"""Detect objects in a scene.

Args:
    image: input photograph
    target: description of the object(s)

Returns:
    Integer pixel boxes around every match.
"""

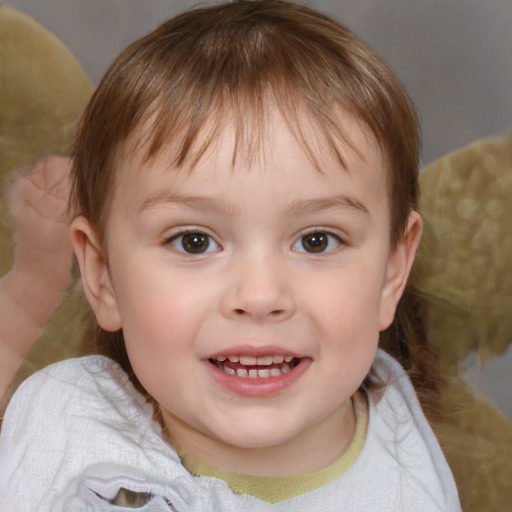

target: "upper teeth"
[217,355,292,365]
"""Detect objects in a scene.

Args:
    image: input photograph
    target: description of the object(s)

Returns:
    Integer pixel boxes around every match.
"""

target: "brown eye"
[293,231,341,254]
[169,232,220,254]
[302,232,328,253]
[182,233,209,253]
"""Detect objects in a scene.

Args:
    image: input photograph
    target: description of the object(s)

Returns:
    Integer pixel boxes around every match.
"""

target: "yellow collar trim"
[181,392,368,503]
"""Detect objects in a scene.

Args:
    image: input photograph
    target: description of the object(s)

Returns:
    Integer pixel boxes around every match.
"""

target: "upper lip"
[206,345,304,360]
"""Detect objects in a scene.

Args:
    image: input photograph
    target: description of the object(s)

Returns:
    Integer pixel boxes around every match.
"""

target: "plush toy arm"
[0,156,73,397]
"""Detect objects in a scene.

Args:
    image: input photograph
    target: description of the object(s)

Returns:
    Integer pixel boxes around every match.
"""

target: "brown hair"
[72,0,440,408]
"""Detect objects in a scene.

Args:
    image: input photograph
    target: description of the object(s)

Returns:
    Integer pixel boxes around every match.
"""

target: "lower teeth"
[214,361,295,378]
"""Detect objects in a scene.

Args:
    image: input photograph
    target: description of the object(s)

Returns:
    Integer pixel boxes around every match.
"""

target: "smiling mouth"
[209,354,300,378]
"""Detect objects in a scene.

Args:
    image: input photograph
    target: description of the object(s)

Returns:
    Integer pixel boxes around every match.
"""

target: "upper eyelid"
[163,226,217,241]
[294,227,346,241]
[165,230,222,255]
[291,228,345,254]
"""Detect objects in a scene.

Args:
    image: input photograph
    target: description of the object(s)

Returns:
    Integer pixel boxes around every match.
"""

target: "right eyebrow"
[138,192,239,216]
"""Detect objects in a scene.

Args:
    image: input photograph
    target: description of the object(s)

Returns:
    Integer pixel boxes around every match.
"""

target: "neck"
[161,399,356,477]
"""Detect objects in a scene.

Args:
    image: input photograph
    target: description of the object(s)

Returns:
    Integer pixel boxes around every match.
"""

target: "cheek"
[117,274,206,401]
[303,263,384,377]
[112,262,211,359]
[306,263,385,332]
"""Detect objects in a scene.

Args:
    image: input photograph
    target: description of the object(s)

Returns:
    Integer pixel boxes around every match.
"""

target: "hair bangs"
[124,19,365,174]
[73,0,419,246]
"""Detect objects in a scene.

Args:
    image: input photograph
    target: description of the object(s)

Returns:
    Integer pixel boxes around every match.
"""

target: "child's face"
[74,108,420,475]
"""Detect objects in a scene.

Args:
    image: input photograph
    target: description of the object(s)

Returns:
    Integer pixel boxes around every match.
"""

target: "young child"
[0,1,461,510]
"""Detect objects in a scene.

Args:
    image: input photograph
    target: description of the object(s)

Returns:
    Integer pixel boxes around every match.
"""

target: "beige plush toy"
[414,135,512,512]
[0,6,92,403]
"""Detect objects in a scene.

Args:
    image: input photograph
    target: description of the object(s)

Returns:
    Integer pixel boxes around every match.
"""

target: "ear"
[379,211,423,330]
[70,216,122,332]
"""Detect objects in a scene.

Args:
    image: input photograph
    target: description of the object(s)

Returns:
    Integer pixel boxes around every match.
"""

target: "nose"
[220,255,295,322]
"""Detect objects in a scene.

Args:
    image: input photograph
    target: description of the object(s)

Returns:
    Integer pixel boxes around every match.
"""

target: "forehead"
[109,107,387,217]
[119,104,384,180]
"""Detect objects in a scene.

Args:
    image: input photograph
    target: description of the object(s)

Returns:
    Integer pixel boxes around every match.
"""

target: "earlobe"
[379,211,423,330]
[70,216,122,332]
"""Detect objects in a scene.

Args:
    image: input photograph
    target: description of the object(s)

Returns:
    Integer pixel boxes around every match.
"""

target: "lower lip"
[204,358,311,397]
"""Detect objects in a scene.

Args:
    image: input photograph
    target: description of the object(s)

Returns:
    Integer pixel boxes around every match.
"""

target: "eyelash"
[292,229,343,254]
[164,230,221,255]
[163,228,344,255]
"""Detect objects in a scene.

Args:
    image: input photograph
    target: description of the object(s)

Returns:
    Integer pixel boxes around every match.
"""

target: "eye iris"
[182,233,209,253]
[302,232,327,253]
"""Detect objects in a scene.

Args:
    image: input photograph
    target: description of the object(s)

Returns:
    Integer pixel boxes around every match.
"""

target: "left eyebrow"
[285,194,369,217]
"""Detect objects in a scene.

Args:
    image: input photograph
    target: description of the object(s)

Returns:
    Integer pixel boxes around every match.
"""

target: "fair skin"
[72,109,422,477]
[0,156,73,398]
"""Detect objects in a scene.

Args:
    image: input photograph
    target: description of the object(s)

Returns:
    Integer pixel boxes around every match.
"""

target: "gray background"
[5,0,512,418]
[5,0,512,167]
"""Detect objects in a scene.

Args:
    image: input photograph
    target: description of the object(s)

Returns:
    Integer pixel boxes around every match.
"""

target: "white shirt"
[0,350,461,511]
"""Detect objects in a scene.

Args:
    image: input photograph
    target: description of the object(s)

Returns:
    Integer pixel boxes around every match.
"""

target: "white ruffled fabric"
[0,350,461,511]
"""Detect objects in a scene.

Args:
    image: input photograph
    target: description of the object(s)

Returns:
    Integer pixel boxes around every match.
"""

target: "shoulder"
[0,355,155,444]
[368,349,438,450]
[1,356,125,449]
[370,349,419,407]
[0,356,169,510]
[360,349,461,511]
[2,356,128,421]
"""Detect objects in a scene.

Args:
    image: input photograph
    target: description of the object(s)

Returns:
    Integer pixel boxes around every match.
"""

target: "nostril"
[232,308,284,317]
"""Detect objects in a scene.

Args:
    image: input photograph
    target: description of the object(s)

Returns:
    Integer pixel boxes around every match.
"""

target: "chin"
[215,422,301,451]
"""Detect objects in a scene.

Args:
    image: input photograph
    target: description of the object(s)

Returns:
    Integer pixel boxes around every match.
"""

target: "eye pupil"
[182,233,209,253]
[302,232,328,253]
